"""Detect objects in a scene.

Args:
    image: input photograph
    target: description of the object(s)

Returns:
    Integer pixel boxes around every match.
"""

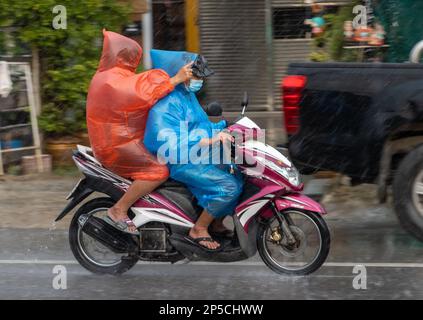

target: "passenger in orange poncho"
[86,30,193,233]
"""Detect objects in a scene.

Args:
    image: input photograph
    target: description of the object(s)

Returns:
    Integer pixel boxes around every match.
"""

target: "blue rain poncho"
[144,49,243,218]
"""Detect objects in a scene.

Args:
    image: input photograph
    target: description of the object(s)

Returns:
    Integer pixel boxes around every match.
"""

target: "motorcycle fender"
[55,179,93,221]
[55,175,126,222]
[233,214,259,258]
[274,194,327,215]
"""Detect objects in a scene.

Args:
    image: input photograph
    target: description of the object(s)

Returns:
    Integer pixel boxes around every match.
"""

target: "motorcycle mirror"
[205,101,223,116]
[241,92,249,116]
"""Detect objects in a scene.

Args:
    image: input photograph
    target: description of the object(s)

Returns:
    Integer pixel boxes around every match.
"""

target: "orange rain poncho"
[86,30,174,181]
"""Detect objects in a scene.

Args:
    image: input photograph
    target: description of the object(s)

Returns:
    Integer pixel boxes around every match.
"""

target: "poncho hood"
[98,30,142,72]
[150,49,198,77]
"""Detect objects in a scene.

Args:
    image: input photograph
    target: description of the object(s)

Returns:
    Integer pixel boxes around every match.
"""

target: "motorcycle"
[56,93,330,275]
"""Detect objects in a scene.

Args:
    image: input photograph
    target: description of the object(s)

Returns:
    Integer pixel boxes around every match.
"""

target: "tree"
[0,0,130,137]
[310,2,361,62]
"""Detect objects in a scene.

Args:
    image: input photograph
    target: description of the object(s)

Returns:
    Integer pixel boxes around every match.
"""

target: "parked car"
[282,61,423,241]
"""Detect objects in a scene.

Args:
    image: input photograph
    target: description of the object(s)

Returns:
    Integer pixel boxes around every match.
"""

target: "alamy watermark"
[52,265,67,290]
[352,5,368,29]
[52,5,67,30]
[352,265,367,290]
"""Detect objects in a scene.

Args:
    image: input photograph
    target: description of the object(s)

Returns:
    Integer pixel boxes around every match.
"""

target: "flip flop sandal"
[184,236,221,252]
[103,216,140,236]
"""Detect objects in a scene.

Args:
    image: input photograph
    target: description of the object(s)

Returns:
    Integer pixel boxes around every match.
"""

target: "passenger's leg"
[108,179,166,231]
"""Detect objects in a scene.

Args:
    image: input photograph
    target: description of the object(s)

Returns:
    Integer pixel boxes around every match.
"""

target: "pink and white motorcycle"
[56,94,330,275]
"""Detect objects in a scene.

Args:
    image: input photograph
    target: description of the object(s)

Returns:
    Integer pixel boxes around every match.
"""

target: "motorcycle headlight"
[282,166,301,187]
[256,157,301,187]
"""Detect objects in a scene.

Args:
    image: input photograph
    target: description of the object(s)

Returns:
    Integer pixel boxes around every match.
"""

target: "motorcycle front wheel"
[69,197,139,275]
[257,210,330,275]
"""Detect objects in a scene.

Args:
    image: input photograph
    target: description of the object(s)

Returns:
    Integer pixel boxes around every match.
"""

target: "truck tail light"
[282,75,307,135]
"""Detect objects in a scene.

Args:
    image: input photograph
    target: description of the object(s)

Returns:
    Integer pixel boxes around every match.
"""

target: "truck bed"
[286,62,423,182]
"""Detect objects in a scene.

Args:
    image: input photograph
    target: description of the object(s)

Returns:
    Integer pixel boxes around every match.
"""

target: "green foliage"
[53,165,80,176]
[0,0,131,137]
[310,2,361,62]
[6,164,21,176]
[0,32,5,54]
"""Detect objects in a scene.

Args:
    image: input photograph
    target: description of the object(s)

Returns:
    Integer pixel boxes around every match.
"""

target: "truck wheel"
[393,145,423,241]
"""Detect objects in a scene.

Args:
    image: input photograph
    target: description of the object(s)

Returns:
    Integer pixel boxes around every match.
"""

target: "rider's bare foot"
[107,206,137,233]
[189,226,220,250]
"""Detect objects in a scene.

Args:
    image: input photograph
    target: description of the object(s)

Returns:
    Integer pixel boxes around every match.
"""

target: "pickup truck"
[282,62,423,241]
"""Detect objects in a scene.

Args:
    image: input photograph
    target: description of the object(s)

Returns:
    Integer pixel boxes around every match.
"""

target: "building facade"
[144,1,352,111]
[197,0,351,111]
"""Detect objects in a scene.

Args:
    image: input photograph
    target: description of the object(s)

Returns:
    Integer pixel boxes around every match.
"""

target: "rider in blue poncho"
[144,50,243,251]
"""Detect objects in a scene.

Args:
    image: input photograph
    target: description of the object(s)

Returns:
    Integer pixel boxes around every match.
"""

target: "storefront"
[198,0,271,111]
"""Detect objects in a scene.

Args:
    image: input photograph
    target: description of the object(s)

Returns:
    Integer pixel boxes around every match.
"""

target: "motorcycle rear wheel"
[69,197,139,275]
[257,210,330,275]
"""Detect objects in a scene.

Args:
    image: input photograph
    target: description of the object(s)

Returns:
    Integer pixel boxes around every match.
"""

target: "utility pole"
[185,0,200,53]
[142,0,153,70]
[31,46,41,115]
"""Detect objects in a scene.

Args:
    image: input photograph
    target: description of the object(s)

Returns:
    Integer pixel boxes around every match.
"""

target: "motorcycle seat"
[75,145,102,166]
[74,145,202,220]
[155,180,203,222]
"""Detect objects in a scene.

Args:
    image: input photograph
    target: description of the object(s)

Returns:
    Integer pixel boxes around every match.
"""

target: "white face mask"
[186,79,204,92]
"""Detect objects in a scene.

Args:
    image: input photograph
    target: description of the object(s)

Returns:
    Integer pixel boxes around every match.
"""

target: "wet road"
[1,195,422,300]
[1,115,422,300]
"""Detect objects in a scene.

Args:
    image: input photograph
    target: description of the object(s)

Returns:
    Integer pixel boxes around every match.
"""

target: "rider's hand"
[211,132,234,145]
[199,132,233,146]
[170,62,194,87]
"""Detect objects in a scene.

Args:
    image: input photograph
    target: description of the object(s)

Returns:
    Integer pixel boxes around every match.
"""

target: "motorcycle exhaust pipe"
[78,214,138,254]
